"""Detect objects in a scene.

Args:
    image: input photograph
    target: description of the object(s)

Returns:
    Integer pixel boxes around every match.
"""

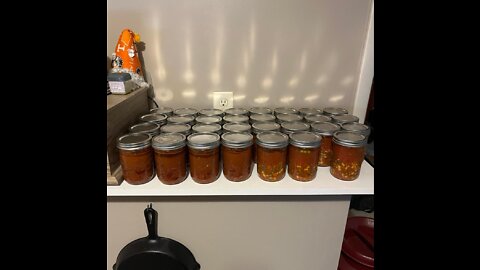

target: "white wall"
[107,0,373,111]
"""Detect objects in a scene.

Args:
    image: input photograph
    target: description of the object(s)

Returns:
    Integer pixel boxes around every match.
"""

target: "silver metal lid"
[198,108,224,117]
[299,108,322,116]
[304,114,332,123]
[256,131,289,149]
[276,113,303,123]
[187,133,220,150]
[152,133,186,150]
[323,107,348,116]
[249,107,272,114]
[225,107,249,115]
[140,113,167,124]
[341,122,371,136]
[150,106,173,115]
[251,122,281,134]
[281,122,310,134]
[289,132,321,148]
[221,132,253,148]
[333,131,367,147]
[195,115,222,124]
[223,114,249,123]
[310,122,341,136]
[223,123,251,133]
[192,123,222,133]
[250,114,276,123]
[160,123,191,134]
[168,115,195,124]
[174,107,198,116]
[129,122,160,135]
[274,107,298,115]
[117,133,151,150]
[331,114,359,124]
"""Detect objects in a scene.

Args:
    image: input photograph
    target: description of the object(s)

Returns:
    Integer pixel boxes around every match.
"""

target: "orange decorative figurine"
[111,29,143,76]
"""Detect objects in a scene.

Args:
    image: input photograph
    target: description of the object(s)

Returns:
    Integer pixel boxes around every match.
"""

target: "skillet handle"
[144,203,158,239]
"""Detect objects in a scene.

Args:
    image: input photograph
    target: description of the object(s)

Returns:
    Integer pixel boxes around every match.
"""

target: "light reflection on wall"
[340,75,354,86]
[182,89,197,98]
[155,88,174,102]
[329,95,345,103]
[254,96,269,104]
[233,95,246,101]
[280,96,295,103]
[304,94,319,102]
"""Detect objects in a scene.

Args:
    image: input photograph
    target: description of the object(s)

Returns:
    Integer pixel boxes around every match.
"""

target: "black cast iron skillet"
[113,204,201,270]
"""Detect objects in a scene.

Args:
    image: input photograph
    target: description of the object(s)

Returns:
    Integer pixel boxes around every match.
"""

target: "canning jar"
[152,133,188,185]
[276,113,303,124]
[304,114,332,124]
[251,122,281,163]
[195,115,222,125]
[223,114,249,124]
[298,108,323,117]
[288,132,321,181]
[256,131,289,182]
[160,123,191,136]
[225,108,249,116]
[198,108,224,117]
[274,107,298,116]
[281,122,310,135]
[187,133,221,184]
[117,133,154,185]
[311,122,341,167]
[150,106,173,116]
[192,123,222,135]
[330,131,367,181]
[249,107,272,115]
[139,113,167,127]
[223,123,251,133]
[174,108,198,117]
[167,115,195,127]
[331,114,359,125]
[129,122,160,137]
[249,113,276,124]
[322,107,348,117]
[340,122,371,139]
[221,132,253,182]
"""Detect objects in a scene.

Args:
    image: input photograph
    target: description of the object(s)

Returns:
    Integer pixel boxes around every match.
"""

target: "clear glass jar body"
[153,146,188,185]
[330,143,365,181]
[188,146,220,184]
[118,147,154,185]
[222,145,253,182]
[288,145,320,181]
[256,145,287,182]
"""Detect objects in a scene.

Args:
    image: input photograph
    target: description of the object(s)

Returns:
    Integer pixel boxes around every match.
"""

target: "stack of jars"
[116,106,370,185]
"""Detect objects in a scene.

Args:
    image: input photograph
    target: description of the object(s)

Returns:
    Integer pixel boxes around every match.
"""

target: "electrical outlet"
[213,92,234,110]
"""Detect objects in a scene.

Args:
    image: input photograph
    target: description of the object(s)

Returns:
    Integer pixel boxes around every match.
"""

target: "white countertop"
[107,162,373,196]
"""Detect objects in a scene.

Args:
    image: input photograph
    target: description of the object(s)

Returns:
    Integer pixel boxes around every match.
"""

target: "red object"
[338,216,374,270]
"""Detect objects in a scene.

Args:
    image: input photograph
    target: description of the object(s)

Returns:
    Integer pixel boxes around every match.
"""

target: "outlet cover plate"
[213,92,233,110]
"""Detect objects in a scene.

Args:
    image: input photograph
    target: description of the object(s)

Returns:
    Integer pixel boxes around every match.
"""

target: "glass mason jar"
[150,106,173,116]
[281,122,310,136]
[249,107,272,115]
[256,131,289,182]
[223,123,251,133]
[340,122,371,140]
[139,113,167,127]
[198,108,224,118]
[192,123,222,135]
[223,114,249,124]
[274,107,298,116]
[117,133,155,185]
[129,122,160,138]
[298,108,323,117]
[251,122,281,163]
[221,132,254,182]
[288,132,321,182]
[195,115,222,125]
[276,113,303,124]
[167,115,195,127]
[160,123,191,136]
[174,107,198,117]
[311,122,341,167]
[304,114,332,124]
[249,113,276,124]
[152,133,188,185]
[331,114,359,125]
[187,133,221,184]
[322,107,348,117]
[330,131,367,181]
[225,108,249,116]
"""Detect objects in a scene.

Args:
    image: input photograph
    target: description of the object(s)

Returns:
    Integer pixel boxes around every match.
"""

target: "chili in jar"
[256,131,289,182]
[174,107,198,117]
[251,122,280,163]
[150,106,173,116]
[192,123,222,135]
[249,113,276,124]
[249,107,272,115]
[311,122,341,167]
[160,123,191,136]
[298,108,323,117]
[129,122,160,137]
[274,107,298,116]
[117,133,154,185]
[225,108,249,116]
[341,122,371,139]
[139,113,167,127]
[152,133,188,185]
[322,107,348,117]
[288,132,321,182]
[187,133,221,184]
[223,114,249,124]
[198,108,224,117]
[167,115,195,127]
[330,131,367,181]
[221,132,253,182]
[304,114,332,124]
[276,113,303,124]
[223,123,251,133]
[331,114,359,125]
[195,115,222,125]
